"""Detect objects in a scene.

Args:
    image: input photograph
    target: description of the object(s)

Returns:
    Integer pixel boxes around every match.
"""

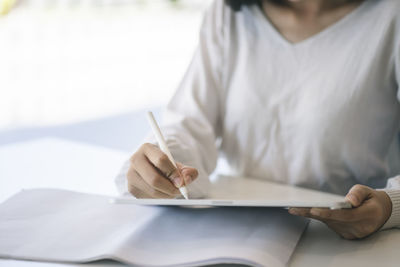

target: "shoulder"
[201,0,258,37]
[370,0,400,22]
[381,0,400,44]
[201,1,232,34]
[360,0,400,45]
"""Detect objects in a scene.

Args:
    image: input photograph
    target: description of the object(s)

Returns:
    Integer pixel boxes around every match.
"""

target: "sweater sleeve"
[380,177,400,229]
[380,25,400,230]
[115,0,228,198]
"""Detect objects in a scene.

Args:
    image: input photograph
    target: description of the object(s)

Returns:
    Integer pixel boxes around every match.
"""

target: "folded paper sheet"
[0,189,308,267]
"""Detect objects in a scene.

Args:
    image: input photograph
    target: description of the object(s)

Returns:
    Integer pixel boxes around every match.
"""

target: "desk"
[1,138,399,267]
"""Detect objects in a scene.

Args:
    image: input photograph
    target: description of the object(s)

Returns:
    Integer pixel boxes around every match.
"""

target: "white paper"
[0,138,130,203]
[0,189,308,267]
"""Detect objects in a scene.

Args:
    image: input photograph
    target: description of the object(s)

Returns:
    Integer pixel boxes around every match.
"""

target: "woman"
[119,0,400,239]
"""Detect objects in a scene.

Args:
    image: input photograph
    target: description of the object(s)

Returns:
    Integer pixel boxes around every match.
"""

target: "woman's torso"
[218,0,400,194]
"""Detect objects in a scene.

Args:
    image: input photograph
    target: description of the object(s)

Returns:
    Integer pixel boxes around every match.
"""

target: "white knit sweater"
[117,0,400,229]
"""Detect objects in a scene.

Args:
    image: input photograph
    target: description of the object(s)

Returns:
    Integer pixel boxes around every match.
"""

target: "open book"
[0,188,308,267]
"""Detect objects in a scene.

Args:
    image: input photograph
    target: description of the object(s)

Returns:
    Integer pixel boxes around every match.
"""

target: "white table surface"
[1,138,399,267]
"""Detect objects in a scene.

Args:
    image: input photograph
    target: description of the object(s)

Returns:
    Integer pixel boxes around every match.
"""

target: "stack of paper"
[0,189,308,267]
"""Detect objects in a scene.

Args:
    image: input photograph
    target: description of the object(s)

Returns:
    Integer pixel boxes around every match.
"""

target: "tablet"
[112,175,352,209]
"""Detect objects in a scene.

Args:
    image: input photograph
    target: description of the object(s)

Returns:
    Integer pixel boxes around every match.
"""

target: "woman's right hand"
[127,143,199,198]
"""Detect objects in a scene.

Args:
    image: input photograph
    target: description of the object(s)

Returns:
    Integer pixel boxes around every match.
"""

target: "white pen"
[146,111,189,199]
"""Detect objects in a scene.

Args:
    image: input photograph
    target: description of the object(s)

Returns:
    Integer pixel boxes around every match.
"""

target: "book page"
[0,189,308,267]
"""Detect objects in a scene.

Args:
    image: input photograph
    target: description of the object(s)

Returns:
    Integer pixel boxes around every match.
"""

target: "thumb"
[177,163,199,185]
[346,184,373,208]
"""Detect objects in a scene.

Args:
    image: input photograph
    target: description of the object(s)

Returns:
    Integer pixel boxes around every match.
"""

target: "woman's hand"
[288,184,392,239]
[127,143,198,198]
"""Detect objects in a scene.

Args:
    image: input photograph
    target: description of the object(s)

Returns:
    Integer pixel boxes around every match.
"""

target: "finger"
[127,167,172,198]
[127,166,151,198]
[177,163,198,185]
[308,203,376,222]
[288,208,335,224]
[307,208,352,222]
[289,207,351,222]
[133,171,173,198]
[141,143,183,186]
[135,155,180,196]
[128,183,151,198]
[288,208,311,217]
[346,184,373,207]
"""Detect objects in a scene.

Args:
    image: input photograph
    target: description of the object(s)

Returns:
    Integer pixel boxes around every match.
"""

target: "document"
[0,189,308,267]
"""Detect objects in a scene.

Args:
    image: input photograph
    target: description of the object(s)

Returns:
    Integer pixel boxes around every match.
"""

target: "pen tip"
[179,186,189,200]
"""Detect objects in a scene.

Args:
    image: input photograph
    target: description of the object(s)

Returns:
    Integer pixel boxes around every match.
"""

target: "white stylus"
[146,111,189,199]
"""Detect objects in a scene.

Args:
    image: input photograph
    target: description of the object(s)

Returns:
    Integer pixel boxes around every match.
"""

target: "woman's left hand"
[288,184,392,239]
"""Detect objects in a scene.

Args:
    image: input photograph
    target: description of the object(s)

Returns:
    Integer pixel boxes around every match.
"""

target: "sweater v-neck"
[252,0,373,48]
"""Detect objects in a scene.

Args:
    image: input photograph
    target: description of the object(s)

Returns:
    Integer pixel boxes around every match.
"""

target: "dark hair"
[225,0,261,11]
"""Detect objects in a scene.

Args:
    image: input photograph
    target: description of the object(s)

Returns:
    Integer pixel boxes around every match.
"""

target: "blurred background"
[0,0,211,151]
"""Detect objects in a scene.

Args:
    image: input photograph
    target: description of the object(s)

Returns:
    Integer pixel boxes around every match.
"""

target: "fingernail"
[173,177,182,187]
[289,208,298,215]
[185,175,192,184]
[310,209,320,216]
[347,194,358,204]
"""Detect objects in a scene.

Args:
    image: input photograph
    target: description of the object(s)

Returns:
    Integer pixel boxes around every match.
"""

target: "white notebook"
[0,189,308,267]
